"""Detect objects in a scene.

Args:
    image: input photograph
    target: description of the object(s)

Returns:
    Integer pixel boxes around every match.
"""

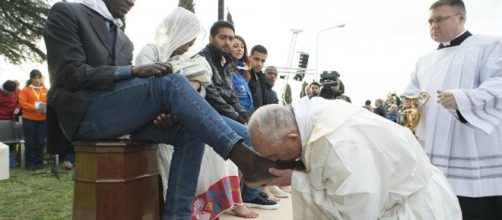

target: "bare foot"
[232,204,258,218]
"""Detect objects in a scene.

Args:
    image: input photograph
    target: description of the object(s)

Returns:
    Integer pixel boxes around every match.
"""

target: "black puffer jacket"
[198,44,249,122]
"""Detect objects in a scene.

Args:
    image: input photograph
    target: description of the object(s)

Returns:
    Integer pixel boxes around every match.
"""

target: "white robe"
[291,98,461,220]
[403,35,502,197]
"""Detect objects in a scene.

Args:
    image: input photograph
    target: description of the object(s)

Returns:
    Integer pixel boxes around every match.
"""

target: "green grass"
[0,165,73,220]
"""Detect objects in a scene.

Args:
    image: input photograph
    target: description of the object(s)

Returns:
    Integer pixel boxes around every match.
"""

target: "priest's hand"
[154,113,178,129]
[437,90,458,110]
[267,168,293,186]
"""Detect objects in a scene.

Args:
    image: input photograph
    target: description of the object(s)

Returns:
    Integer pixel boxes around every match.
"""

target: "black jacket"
[198,44,249,122]
[249,70,278,110]
[44,3,134,153]
[262,78,278,106]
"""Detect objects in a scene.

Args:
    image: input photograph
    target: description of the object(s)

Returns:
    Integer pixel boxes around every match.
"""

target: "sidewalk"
[220,196,293,220]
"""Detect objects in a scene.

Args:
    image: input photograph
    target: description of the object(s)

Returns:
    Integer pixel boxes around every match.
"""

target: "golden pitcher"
[401,92,430,133]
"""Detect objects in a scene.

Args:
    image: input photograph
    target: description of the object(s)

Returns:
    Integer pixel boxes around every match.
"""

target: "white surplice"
[290,98,461,220]
[403,35,502,197]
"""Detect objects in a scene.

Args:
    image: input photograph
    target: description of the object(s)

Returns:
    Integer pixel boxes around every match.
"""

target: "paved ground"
[220,196,293,220]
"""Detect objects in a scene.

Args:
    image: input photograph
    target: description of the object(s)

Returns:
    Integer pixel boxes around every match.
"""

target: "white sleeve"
[134,44,159,66]
[291,141,392,220]
[402,62,422,97]
[451,40,502,134]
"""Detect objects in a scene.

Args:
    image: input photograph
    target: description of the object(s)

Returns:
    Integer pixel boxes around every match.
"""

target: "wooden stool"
[72,141,161,220]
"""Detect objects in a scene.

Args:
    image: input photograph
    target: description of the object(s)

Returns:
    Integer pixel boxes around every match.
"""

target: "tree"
[226,10,233,24]
[0,0,49,64]
[178,0,195,13]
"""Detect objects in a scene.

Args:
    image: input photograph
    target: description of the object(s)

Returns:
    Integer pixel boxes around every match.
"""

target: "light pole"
[315,24,346,79]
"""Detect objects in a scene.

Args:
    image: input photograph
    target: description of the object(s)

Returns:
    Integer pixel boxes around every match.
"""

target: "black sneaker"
[243,194,279,210]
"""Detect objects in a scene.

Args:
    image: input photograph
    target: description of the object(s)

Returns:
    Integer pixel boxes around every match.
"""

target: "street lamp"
[315,24,346,78]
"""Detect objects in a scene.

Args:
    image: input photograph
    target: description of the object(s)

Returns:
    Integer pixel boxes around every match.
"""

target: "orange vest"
[19,86,48,121]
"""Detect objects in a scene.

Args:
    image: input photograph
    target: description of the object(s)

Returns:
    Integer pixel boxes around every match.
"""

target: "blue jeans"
[242,183,262,202]
[8,143,17,168]
[22,118,46,169]
[75,74,242,220]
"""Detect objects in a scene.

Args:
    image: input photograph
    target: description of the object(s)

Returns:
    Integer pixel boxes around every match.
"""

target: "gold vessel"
[402,92,430,133]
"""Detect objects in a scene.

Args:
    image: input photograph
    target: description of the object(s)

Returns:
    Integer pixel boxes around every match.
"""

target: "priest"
[248,98,461,220]
[403,0,502,219]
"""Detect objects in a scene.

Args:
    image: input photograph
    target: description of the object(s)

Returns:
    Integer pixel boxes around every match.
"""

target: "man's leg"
[131,124,205,220]
[76,74,240,158]
[75,74,295,186]
[22,119,36,169]
[221,116,251,146]
[8,143,17,168]
[35,121,47,167]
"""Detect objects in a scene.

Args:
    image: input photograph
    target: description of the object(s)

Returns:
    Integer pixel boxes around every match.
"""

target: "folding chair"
[0,120,25,168]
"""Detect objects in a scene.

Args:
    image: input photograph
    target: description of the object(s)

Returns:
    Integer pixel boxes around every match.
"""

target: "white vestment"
[404,35,502,197]
[291,98,461,220]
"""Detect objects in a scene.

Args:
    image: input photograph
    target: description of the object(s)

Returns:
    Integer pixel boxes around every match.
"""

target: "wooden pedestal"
[72,141,160,220]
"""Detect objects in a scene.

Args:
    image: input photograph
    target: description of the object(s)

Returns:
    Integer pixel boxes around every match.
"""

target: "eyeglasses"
[428,12,462,25]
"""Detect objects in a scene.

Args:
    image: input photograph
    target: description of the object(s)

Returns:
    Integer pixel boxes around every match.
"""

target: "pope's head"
[248,104,302,162]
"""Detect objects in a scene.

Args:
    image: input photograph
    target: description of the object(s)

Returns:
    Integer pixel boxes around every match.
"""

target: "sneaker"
[269,185,290,198]
[244,194,279,210]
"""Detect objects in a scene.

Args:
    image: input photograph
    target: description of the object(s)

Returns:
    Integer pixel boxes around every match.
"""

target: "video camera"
[320,71,340,87]
[319,71,342,100]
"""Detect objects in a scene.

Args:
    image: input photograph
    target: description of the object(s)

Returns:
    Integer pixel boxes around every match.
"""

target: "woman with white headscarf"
[136,7,258,219]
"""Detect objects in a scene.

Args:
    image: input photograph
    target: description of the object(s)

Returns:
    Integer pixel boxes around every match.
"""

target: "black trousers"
[458,196,502,220]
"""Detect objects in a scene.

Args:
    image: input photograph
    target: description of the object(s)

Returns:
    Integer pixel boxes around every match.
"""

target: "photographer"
[319,71,351,102]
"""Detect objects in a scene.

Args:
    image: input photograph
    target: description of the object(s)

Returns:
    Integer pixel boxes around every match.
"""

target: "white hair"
[248,104,298,146]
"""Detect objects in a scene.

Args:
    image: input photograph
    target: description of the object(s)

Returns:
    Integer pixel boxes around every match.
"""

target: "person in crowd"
[249,98,461,219]
[198,20,250,125]
[19,70,48,170]
[43,1,296,219]
[0,80,21,168]
[386,104,403,125]
[248,45,268,110]
[303,84,312,98]
[308,82,320,98]
[319,79,351,102]
[373,98,386,117]
[135,8,257,218]
[231,35,254,113]
[0,80,20,121]
[362,99,371,111]
[403,0,502,218]
[262,66,279,105]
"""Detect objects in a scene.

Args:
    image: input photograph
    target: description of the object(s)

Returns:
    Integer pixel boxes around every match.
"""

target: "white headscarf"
[74,0,124,28]
[154,7,204,62]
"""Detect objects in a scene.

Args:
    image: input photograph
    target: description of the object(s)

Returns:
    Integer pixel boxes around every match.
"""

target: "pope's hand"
[267,168,293,186]
[437,90,458,110]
